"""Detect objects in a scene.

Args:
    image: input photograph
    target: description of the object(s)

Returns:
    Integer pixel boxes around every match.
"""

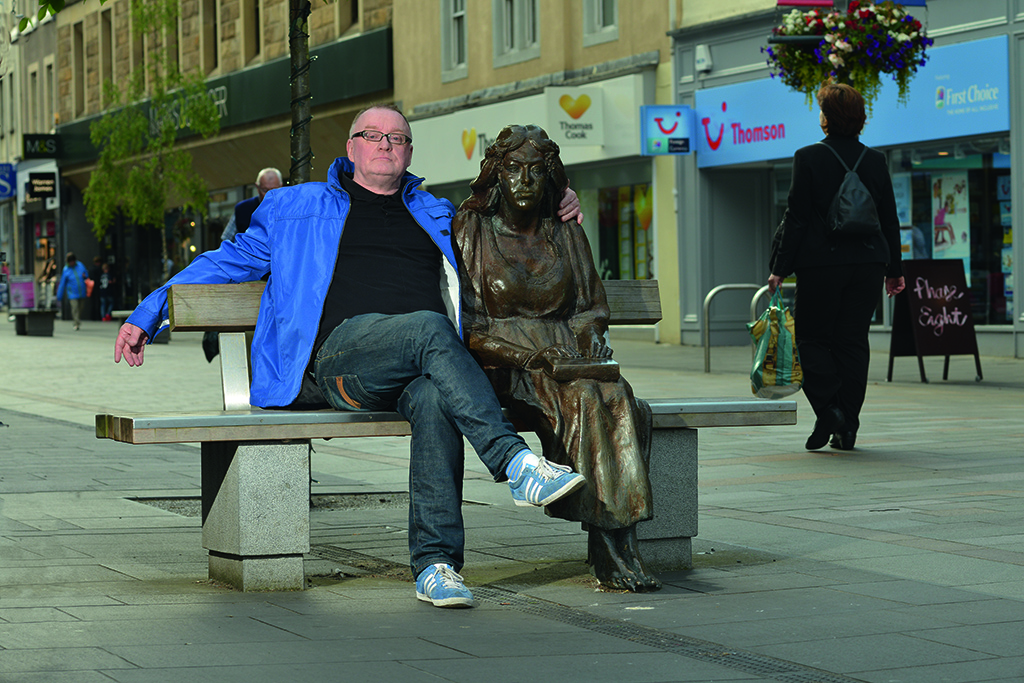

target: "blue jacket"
[127,157,461,407]
[56,261,90,301]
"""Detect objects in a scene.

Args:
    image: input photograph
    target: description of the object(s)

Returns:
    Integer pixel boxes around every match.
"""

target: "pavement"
[1,313,1023,683]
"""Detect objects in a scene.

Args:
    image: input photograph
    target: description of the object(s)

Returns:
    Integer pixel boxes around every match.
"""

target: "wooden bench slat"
[95,398,796,445]
[167,279,661,331]
[169,281,266,332]
[602,279,662,325]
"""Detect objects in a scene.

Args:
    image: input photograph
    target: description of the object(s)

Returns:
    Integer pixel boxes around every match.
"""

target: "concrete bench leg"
[201,440,310,590]
[637,428,697,571]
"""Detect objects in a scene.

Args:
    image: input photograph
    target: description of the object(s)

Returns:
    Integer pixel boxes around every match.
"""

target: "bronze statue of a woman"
[453,124,661,592]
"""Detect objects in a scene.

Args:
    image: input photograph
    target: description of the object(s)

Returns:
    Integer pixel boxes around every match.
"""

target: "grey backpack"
[818,142,881,237]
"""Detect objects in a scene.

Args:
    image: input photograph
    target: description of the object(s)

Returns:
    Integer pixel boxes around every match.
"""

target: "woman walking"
[768,84,905,451]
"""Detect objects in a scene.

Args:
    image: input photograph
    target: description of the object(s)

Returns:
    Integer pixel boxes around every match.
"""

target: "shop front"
[674,27,1020,356]
[408,72,664,287]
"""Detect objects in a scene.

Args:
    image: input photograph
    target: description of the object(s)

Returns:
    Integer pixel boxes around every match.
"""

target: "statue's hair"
[462,125,568,218]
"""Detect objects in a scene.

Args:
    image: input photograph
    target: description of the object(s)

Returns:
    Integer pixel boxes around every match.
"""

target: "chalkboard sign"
[887,259,982,383]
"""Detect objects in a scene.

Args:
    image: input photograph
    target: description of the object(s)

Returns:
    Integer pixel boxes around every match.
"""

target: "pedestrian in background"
[98,262,117,321]
[220,167,284,242]
[768,83,905,451]
[55,251,91,331]
[89,256,104,320]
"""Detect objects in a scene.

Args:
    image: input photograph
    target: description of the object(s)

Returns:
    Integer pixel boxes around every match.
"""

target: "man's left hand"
[557,187,583,225]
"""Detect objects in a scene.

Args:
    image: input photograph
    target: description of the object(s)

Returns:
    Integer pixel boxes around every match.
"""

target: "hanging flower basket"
[762,1,933,110]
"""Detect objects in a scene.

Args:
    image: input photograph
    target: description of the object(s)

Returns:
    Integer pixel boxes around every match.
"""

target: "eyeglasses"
[351,130,412,146]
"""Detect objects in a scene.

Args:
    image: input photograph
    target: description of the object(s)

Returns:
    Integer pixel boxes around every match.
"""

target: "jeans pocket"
[320,373,376,412]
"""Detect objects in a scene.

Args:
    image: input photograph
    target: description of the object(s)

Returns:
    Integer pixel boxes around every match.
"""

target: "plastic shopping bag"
[747,289,802,398]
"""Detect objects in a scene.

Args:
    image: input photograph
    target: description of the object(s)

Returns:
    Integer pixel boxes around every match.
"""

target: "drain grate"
[310,545,864,683]
[309,544,407,572]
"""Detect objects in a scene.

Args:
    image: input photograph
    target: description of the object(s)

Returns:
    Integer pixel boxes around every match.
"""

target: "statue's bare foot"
[615,524,662,591]
[588,526,649,592]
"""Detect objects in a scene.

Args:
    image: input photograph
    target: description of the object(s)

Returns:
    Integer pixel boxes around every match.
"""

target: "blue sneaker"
[415,563,474,608]
[509,456,586,507]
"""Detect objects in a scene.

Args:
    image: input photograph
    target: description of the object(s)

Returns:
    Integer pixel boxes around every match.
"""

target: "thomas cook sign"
[545,87,604,147]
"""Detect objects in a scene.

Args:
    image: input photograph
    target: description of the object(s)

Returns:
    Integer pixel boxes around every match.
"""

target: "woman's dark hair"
[816,83,866,137]
[462,124,568,217]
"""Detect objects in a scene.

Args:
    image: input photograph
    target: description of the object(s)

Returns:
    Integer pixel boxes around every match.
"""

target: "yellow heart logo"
[461,129,476,160]
[634,185,653,230]
[559,94,591,120]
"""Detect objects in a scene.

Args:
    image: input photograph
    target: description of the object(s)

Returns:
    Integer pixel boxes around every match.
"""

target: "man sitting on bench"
[113,104,584,609]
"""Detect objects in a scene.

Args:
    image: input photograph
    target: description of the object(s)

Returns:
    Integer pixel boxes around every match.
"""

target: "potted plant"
[763,1,933,110]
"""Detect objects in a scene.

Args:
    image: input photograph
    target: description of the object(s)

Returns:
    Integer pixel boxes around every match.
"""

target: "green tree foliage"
[83,0,220,241]
[21,0,108,31]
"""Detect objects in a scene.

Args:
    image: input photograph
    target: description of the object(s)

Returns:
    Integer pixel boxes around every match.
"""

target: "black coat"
[770,135,903,279]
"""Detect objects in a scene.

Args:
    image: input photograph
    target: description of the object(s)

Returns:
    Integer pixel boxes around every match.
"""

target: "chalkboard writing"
[888,259,982,382]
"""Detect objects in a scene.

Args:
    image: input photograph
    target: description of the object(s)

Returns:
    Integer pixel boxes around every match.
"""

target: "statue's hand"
[585,340,613,359]
[578,329,613,359]
[524,345,581,370]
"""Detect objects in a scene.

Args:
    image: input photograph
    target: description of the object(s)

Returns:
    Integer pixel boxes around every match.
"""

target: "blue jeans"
[314,311,527,576]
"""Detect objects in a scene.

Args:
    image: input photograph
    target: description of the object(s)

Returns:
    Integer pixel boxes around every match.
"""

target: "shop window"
[595,184,653,280]
[441,0,468,83]
[583,0,618,47]
[896,138,1012,325]
[492,0,539,69]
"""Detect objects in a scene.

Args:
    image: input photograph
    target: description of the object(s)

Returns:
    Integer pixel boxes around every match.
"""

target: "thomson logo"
[701,101,785,151]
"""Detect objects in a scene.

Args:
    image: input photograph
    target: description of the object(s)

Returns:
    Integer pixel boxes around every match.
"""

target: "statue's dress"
[454,212,653,530]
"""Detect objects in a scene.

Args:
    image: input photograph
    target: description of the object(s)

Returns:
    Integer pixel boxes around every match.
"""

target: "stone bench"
[96,281,796,590]
[10,308,58,336]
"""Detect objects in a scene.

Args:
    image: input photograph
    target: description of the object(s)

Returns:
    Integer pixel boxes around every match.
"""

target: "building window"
[100,9,114,102]
[243,0,261,65]
[132,16,146,91]
[74,21,85,117]
[44,60,54,131]
[440,0,468,83]
[202,0,218,74]
[583,0,618,47]
[28,65,39,133]
[492,0,539,69]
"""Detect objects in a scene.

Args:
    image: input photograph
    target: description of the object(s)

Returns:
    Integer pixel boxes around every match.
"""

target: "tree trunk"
[289,0,313,185]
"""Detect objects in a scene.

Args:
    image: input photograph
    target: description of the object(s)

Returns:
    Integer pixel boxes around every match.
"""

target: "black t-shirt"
[313,173,448,354]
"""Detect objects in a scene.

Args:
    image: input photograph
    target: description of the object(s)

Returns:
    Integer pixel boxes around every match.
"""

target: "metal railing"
[703,282,796,373]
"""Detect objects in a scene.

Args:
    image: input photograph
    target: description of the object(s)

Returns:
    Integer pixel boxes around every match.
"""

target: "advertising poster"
[931,172,970,279]
[892,173,912,226]
[633,184,652,279]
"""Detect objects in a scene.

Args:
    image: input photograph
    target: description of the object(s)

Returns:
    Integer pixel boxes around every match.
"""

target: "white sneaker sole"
[416,591,474,608]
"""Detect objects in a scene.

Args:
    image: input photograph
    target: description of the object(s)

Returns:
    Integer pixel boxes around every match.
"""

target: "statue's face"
[498,144,546,214]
